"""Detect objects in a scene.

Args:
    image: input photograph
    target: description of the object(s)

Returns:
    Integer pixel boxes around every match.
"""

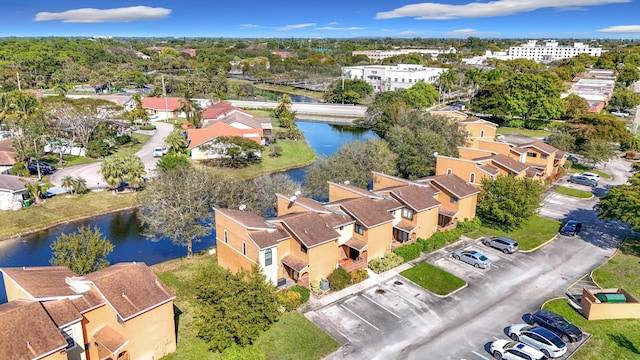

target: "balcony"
[339,254,367,272]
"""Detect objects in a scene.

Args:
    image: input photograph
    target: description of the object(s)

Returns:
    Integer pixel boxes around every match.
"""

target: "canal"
[0,121,377,302]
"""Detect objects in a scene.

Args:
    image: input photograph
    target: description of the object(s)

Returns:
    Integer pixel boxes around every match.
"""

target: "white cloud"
[376,0,629,20]
[597,25,640,33]
[276,23,316,31]
[316,26,366,31]
[34,6,170,23]
[398,30,423,35]
[239,24,260,29]
[444,28,500,35]
[327,22,339,25]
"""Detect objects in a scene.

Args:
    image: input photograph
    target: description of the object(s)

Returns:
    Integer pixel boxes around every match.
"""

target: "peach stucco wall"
[276,197,309,216]
[307,241,339,282]
[415,207,439,239]
[476,141,511,155]
[458,148,491,161]
[329,184,367,202]
[364,223,393,259]
[215,212,259,274]
[436,157,488,185]
[372,174,407,191]
[2,274,32,301]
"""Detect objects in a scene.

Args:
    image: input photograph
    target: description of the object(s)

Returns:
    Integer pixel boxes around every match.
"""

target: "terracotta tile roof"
[419,174,480,199]
[248,226,291,249]
[0,175,32,191]
[83,263,174,321]
[276,193,330,213]
[202,102,253,120]
[271,212,341,248]
[344,238,368,251]
[520,140,559,155]
[328,181,382,199]
[376,184,441,212]
[330,197,397,228]
[42,298,82,328]
[187,121,263,149]
[93,325,129,354]
[0,300,67,360]
[393,221,416,233]
[215,208,271,230]
[281,254,309,272]
[1,266,79,299]
[141,97,181,111]
[477,163,500,176]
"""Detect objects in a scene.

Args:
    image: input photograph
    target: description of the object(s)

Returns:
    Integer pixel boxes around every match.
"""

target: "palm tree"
[122,155,146,191]
[100,155,124,192]
[61,175,75,194]
[275,94,292,115]
[436,70,457,103]
[25,181,48,204]
[164,129,187,154]
[176,92,202,127]
[72,177,88,195]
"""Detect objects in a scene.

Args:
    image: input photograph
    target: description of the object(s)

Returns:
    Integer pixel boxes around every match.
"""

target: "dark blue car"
[529,309,583,343]
[560,220,582,236]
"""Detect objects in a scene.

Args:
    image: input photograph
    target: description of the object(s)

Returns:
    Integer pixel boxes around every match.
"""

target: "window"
[480,130,485,138]
[527,152,537,158]
[355,223,364,235]
[61,326,75,350]
[540,154,548,159]
[300,243,308,253]
[339,226,344,231]
[242,241,246,256]
[265,248,272,266]
[469,173,476,183]
[390,210,396,216]
[223,230,228,243]
[402,208,414,220]
[395,230,409,243]
[446,168,453,175]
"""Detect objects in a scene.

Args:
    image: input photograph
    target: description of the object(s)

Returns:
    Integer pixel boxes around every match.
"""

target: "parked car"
[27,161,56,175]
[153,147,164,157]
[483,236,519,254]
[611,111,629,118]
[581,172,600,182]
[507,324,567,358]
[452,250,491,269]
[528,309,583,343]
[568,174,597,187]
[490,339,548,360]
[566,154,579,164]
[559,220,582,236]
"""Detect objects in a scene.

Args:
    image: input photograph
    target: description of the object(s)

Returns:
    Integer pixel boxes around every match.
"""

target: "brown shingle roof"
[215,208,271,230]
[248,226,291,249]
[42,298,82,328]
[93,325,129,354]
[1,266,79,299]
[520,140,559,155]
[419,174,480,199]
[330,197,397,228]
[70,288,106,314]
[201,102,253,120]
[526,167,542,178]
[321,211,356,228]
[83,263,174,321]
[0,300,67,360]
[376,184,441,212]
[276,193,330,213]
[272,212,340,248]
[0,174,32,191]
[476,154,528,174]
[510,146,527,155]
[393,220,416,233]
[477,163,500,176]
[281,255,308,272]
[344,238,368,251]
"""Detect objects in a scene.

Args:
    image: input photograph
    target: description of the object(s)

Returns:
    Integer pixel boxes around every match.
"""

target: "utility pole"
[16,72,21,91]
[161,75,168,120]
[341,68,345,105]
[33,139,41,180]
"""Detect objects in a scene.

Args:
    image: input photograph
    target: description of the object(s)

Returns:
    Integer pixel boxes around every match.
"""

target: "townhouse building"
[0,263,176,360]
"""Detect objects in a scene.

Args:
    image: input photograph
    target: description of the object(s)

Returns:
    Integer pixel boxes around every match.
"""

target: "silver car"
[452,250,491,269]
[483,236,519,254]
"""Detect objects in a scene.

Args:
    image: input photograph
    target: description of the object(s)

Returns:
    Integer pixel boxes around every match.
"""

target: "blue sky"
[1,1,640,39]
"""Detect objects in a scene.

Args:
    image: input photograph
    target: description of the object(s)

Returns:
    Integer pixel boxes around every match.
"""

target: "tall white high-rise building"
[508,40,602,62]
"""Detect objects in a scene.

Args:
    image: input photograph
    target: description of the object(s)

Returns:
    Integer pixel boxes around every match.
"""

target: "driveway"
[310,157,635,360]
[50,121,173,189]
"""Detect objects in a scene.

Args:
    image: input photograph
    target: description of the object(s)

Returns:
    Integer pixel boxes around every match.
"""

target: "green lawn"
[113,133,152,157]
[153,253,339,360]
[227,79,326,102]
[554,186,594,199]
[542,239,640,359]
[466,216,561,251]
[568,164,612,179]
[42,154,98,167]
[0,190,137,240]
[496,127,552,137]
[400,262,466,296]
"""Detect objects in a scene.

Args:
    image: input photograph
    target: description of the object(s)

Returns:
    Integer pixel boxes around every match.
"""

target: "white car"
[490,339,547,360]
[153,147,164,157]
[581,172,600,182]
[611,111,628,118]
[507,324,567,358]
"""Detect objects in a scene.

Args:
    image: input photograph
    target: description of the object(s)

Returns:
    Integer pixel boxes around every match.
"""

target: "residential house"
[201,102,272,137]
[141,97,182,120]
[0,263,176,360]
[519,140,566,178]
[416,174,480,230]
[0,138,17,174]
[89,94,136,112]
[459,117,498,147]
[187,121,264,160]
[0,174,32,210]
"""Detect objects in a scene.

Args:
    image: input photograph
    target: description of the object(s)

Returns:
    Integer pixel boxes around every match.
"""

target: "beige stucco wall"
[415,207,439,239]
[581,288,640,320]
[364,223,393,259]
[372,173,407,191]
[2,273,32,301]
[215,213,259,274]
[436,157,489,185]
[307,242,339,282]
[329,184,366,202]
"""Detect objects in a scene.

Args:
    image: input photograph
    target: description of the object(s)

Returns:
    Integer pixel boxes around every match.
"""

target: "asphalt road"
[50,121,173,189]
[317,157,635,360]
[228,100,367,117]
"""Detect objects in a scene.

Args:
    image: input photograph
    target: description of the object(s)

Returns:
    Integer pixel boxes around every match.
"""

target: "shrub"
[327,267,350,291]
[289,285,310,304]
[349,269,369,285]
[221,345,265,360]
[10,162,29,177]
[86,140,111,158]
[278,290,301,312]
[505,119,524,128]
[139,125,157,130]
[268,144,283,157]
[393,242,422,261]
[310,279,320,293]
[368,253,405,274]
[457,218,482,233]
[114,134,131,145]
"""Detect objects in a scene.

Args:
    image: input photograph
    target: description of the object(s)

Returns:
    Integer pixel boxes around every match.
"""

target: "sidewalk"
[305,236,477,311]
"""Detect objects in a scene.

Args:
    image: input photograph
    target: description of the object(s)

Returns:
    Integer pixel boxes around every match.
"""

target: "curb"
[519,235,557,253]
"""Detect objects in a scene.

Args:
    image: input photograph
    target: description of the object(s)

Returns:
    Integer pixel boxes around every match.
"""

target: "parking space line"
[491,264,500,269]
[340,304,379,330]
[344,295,358,304]
[362,294,401,319]
[434,258,444,264]
[385,287,424,308]
[471,350,491,360]
[474,242,514,261]
[445,257,485,274]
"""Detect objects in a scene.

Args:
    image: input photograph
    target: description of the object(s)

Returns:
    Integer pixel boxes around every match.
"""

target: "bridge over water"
[228,100,367,125]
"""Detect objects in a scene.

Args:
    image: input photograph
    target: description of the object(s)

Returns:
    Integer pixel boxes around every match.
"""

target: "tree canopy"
[49,225,114,275]
[596,172,640,232]
[477,176,543,231]
[504,73,565,120]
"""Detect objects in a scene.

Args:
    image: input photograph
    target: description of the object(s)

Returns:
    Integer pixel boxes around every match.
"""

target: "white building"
[509,40,602,63]
[462,50,513,66]
[352,48,456,61]
[342,64,446,92]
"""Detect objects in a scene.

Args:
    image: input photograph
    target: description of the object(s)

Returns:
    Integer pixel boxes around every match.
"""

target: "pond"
[0,122,377,302]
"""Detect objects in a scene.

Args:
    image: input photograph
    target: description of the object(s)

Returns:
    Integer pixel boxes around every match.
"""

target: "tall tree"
[596,172,640,232]
[562,94,589,119]
[504,73,565,120]
[405,81,439,109]
[477,176,542,231]
[49,225,114,275]
[138,166,213,258]
[581,138,616,169]
[100,154,146,191]
[567,113,631,144]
